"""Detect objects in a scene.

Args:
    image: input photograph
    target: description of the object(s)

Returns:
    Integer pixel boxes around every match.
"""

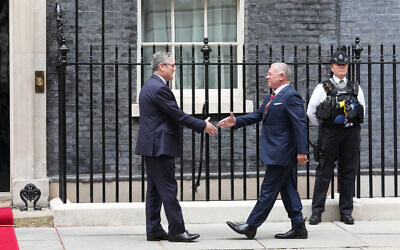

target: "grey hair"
[271,62,291,82]
[151,51,173,72]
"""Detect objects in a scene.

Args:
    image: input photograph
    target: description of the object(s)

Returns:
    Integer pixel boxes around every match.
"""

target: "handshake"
[204,112,236,136]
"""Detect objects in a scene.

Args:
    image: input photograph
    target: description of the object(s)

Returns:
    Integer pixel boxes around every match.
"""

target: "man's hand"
[217,112,236,128]
[297,154,308,165]
[204,117,217,136]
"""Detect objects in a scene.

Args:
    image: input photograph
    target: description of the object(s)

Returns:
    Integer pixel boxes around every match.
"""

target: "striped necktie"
[264,94,275,116]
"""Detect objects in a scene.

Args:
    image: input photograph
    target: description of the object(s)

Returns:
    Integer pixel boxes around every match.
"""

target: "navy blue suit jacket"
[235,85,308,166]
[135,74,206,157]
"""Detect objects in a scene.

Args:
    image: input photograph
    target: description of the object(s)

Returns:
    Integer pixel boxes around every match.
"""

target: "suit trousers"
[311,125,361,215]
[145,155,185,235]
[246,164,304,229]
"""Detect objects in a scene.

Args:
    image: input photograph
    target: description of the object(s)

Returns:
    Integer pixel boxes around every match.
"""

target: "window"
[134,0,249,116]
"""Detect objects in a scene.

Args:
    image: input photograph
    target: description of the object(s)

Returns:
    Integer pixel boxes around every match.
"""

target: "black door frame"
[0,0,10,192]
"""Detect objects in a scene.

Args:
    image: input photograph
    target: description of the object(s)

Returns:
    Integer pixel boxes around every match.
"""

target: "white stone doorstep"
[50,197,400,227]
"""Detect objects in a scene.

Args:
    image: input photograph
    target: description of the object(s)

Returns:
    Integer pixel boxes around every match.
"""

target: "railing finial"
[353,37,363,60]
[56,3,69,64]
[201,37,212,63]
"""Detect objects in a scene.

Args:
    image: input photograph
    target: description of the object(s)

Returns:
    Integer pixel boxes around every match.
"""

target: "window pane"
[174,46,204,89]
[175,0,204,42]
[208,45,237,89]
[141,0,171,42]
[174,45,237,89]
[207,0,237,42]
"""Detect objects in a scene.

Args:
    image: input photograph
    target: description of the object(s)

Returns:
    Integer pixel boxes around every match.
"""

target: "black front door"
[0,0,10,192]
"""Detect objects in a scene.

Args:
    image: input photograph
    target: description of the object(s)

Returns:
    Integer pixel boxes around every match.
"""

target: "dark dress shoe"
[226,221,257,239]
[309,213,321,225]
[147,229,168,241]
[340,214,354,225]
[275,220,308,239]
[168,231,200,242]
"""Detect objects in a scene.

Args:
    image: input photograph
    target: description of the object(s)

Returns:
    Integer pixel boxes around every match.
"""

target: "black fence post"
[393,44,398,197]
[353,37,363,198]
[380,44,386,197]
[201,37,211,200]
[56,3,69,203]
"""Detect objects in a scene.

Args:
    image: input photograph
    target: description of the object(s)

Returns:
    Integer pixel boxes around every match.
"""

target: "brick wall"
[46,0,400,179]
[46,0,138,177]
[339,0,400,170]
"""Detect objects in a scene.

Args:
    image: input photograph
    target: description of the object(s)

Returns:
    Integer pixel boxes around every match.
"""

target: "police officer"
[307,50,365,225]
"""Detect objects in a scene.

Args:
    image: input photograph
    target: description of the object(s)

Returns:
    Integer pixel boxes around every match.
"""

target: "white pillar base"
[12,178,49,208]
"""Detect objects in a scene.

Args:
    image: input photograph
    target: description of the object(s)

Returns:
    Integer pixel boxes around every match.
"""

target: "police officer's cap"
[330,51,349,65]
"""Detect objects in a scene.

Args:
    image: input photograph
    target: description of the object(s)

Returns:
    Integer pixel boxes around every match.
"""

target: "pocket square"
[274,103,282,105]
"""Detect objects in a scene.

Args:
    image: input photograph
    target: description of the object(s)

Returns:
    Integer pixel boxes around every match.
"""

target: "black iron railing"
[55,3,399,203]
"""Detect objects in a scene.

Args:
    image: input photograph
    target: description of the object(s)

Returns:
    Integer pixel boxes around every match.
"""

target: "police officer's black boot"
[340,214,354,225]
[309,213,321,225]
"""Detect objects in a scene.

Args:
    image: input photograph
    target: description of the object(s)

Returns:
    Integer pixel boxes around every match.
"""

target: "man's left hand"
[297,154,308,165]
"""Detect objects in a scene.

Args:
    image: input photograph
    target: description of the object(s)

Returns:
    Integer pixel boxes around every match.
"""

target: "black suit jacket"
[135,74,206,157]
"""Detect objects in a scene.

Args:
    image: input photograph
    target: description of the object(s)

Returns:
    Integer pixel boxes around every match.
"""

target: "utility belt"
[322,123,361,129]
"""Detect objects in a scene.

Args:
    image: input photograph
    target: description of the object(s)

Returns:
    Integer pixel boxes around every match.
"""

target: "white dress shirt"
[307,76,366,126]
[274,83,290,95]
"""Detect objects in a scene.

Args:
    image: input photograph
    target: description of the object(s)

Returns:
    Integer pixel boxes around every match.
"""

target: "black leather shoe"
[168,231,200,242]
[275,220,308,239]
[147,229,168,241]
[226,221,257,239]
[309,213,321,225]
[340,214,354,225]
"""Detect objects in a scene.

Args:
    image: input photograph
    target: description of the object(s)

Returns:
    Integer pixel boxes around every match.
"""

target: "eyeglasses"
[163,63,176,68]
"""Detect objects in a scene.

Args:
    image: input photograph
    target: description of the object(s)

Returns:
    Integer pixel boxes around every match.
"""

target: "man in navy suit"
[218,63,308,239]
[135,51,217,242]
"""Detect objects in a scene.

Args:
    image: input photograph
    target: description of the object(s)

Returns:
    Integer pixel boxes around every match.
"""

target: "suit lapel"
[263,85,290,121]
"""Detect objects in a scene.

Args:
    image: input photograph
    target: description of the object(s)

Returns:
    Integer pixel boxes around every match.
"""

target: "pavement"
[15,220,400,249]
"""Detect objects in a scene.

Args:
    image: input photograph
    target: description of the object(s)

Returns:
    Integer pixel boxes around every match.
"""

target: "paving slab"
[61,235,166,250]
[335,220,400,234]
[357,234,400,248]
[57,226,143,236]
[15,227,60,241]
[15,227,62,250]
[12,221,400,249]
[17,240,64,250]
[256,222,367,249]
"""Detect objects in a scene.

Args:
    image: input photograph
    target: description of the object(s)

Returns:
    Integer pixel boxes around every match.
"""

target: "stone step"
[13,208,54,228]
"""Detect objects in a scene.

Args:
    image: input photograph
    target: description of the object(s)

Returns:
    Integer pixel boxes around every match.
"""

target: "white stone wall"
[9,0,48,207]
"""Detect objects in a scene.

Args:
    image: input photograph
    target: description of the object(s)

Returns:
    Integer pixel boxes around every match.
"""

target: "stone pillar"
[9,0,48,207]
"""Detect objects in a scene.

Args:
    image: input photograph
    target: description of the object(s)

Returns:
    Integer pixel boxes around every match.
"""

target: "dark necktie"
[166,81,169,88]
[338,79,345,88]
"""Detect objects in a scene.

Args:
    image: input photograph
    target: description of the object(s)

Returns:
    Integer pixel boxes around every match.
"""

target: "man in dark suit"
[218,63,308,239]
[135,51,217,242]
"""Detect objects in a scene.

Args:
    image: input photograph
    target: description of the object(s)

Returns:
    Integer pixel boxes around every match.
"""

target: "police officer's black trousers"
[311,125,361,216]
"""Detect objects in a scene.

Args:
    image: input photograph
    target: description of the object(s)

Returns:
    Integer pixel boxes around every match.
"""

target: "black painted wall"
[0,0,10,191]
